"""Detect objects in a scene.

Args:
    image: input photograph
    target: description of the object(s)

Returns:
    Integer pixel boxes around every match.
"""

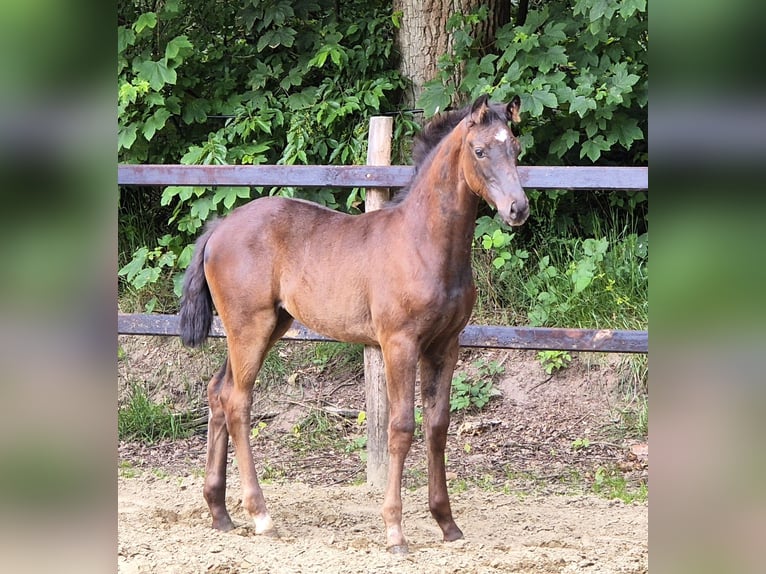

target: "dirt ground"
[118,336,648,573]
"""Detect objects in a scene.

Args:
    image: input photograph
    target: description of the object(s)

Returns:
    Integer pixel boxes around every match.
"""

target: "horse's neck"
[400,127,478,268]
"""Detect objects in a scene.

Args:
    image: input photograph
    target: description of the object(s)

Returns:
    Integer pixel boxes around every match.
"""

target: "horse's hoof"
[260,528,280,539]
[443,526,464,542]
[212,519,236,532]
[387,544,409,555]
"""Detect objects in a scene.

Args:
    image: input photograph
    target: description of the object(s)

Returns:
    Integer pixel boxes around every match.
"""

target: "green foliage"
[473,192,647,331]
[118,383,190,443]
[118,0,414,302]
[250,421,268,440]
[592,465,648,503]
[537,350,572,374]
[571,437,591,451]
[450,359,504,412]
[420,0,647,166]
[118,460,138,478]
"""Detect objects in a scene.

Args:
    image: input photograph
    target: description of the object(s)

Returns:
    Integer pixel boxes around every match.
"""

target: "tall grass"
[472,199,648,332]
[118,382,191,443]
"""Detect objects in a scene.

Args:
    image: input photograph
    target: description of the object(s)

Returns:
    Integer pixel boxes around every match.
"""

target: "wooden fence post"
[364,116,393,489]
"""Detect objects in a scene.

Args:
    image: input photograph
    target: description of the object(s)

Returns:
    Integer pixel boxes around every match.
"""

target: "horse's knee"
[390,416,415,436]
[203,474,226,506]
[428,490,451,520]
[388,414,415,451]
[423,408,450,443]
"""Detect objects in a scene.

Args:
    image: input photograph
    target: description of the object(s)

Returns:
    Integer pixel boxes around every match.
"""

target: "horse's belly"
[282,296,378,346]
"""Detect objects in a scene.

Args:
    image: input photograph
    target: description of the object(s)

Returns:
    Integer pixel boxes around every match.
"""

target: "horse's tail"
[179,220,220,348]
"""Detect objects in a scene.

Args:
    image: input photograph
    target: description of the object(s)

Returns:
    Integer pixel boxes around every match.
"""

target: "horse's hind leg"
[204,360,234,531]
[217,311,293,535]
[420,338,464,542]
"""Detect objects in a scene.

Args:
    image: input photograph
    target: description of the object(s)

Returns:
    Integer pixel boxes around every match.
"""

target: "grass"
[118,382,191,443]
[591,465,648,503]
[119,460,138,478]
[286,409,349,454]
[611,354,649,439]
[309,341,364,373]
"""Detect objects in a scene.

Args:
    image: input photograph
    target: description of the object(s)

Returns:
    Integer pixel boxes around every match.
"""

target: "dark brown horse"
[179,94,529,553]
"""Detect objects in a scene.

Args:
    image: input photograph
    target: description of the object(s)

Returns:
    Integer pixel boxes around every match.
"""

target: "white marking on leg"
[253,513,274,534]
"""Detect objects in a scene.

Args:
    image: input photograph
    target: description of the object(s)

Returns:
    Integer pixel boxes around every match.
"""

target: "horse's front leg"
[379,336,418,554]
[420,338,464,542]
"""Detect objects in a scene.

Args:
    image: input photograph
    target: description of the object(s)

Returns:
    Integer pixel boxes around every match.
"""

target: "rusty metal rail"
[118,313,647,354]
[118,164,648,354]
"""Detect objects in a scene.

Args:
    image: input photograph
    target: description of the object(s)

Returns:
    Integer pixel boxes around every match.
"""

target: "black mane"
[387,101,509,206]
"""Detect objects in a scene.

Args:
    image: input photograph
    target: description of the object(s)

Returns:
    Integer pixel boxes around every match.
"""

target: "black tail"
[179,220,220,348]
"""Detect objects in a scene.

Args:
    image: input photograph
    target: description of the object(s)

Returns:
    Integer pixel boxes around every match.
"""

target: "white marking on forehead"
[494,128,509,143]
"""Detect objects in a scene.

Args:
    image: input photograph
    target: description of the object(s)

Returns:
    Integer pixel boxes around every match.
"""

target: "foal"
[179,94,528,553]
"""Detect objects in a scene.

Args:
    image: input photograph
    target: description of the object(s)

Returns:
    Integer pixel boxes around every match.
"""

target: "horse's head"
[460,94,529,226]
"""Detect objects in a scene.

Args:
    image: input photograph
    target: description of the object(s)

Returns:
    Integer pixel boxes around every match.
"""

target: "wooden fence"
[117,163,648,354]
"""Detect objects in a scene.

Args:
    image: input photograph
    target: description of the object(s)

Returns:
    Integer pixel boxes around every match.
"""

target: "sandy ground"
[118,337,648,573]
[118,471,646,573]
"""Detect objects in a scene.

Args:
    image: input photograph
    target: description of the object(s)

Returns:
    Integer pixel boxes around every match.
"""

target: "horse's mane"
[388,101,508,206]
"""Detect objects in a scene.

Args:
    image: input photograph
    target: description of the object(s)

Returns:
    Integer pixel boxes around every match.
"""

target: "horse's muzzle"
[498,196,529,226]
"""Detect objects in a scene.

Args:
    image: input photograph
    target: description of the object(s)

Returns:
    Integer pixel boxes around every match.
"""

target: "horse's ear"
[469,94,491,125]
[507,95,521,124]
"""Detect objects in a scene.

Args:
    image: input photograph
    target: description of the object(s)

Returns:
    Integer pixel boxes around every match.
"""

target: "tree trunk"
[394,0,510,108]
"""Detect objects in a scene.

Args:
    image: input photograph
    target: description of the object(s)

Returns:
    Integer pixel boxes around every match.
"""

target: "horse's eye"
[474,148,485,158]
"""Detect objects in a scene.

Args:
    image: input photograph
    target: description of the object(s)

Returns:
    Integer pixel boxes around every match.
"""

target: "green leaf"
[569,95,597,118]
[611,117,644,149]
[610,63,640,94]
[478,54,497,75]
[213,187,242,210]
[619,0,646,19]
[525,90,558,117]
[118,123,138,151]
[549,129,580,158]
[182,99,209,125]
[133,12,157,34]
[579,136,611,162]
[501,60,521,83]
[257,28,296,52]
[117,27,136,53]
[156,251,176,268]
[287,88,318,110]
[118,247,149,278]
[165,35,193,61]
[190,196,216,221]
[142,108,171,141]
[181,146,205,165]
[571,259,596,293]
[418,84,452,117]
[118,82,137,106]
[161,186,185,206]
[177,244,194,269]
[134,59,177,91]
[589,0,608,22]
[132,267,161,290]
[583,237,608,259]
[280,68,304,91]
[162,0,181,15]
